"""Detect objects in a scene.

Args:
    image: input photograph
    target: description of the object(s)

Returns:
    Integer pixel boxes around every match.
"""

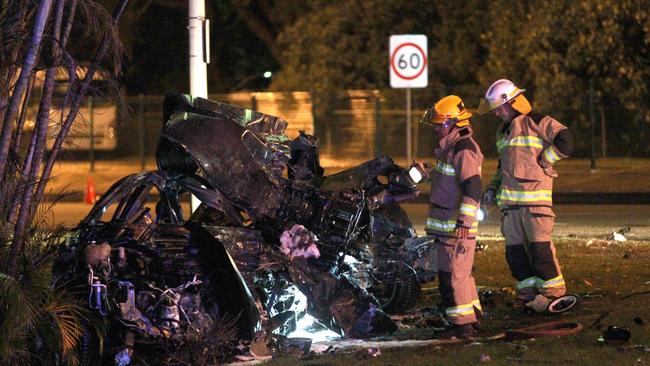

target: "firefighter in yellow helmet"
[419,95,484,337]
[479,79,575,313]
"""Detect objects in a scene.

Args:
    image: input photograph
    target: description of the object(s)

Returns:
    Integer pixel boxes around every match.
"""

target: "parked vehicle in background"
[24,67,118,151]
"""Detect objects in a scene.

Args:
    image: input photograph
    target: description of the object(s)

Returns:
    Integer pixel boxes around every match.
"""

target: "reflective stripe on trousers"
[445,299,483,319]
[516,274,565,291]
[426,217,478,234]
[516,276,538,290]
[538,274,565,288]
[499,188,552,203]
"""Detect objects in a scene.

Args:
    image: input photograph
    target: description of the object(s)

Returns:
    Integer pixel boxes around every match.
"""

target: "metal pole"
[600,105,607,159]
[406,87,412,164]
[588,79,596,171]
[189,0,208,99]
[138,94,145,170]
[413,100,419,160]
[189,0,208,212]
[374,96,381,157]
[88,96,94,172]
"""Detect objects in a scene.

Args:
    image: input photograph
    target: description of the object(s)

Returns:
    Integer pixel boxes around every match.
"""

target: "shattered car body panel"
[157,112,286,221]
[57,93,433,362]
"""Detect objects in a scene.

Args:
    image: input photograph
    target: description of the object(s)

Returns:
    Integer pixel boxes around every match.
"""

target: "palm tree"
[0,0,128,363]
[0,0,128,277]
[0,179,98,365]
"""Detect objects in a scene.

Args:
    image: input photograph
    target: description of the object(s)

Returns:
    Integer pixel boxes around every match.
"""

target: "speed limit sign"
[389,35,428,88]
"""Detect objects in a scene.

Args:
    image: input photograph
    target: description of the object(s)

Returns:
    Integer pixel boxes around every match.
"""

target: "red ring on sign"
[390,42,427,80]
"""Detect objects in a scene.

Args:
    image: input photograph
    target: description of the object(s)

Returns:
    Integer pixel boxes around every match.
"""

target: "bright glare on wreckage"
[283,286,342,342]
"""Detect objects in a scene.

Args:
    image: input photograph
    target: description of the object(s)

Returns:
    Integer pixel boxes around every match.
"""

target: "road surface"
[401,203,650,240]
[50,202,650,240]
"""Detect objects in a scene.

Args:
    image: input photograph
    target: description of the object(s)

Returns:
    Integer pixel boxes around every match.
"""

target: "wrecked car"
[54,93,434,362]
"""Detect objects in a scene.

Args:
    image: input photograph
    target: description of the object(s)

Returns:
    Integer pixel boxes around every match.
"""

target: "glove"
[481,188,496,206]
[537,155,558,178]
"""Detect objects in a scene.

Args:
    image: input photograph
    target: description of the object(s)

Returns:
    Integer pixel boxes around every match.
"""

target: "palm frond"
[42,290,87,360]
[1,228,90,365]
[75,1,125,76]
[0,274,35,364]
[74,0,110,40]
[32,186,77,230]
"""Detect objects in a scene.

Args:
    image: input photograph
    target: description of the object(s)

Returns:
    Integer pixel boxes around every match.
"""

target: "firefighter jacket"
[427,126,483,238]
[488,113,570,208]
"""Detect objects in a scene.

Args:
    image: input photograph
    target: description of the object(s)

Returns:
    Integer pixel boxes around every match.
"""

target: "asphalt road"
[402,203,650,240]
[51,202,650,240]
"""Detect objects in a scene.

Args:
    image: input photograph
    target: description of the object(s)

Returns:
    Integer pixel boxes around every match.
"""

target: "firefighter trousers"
[436,237,482,325]
[501,206,566,300]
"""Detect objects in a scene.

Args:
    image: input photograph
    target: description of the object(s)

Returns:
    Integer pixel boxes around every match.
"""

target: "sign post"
[390,34,428,164]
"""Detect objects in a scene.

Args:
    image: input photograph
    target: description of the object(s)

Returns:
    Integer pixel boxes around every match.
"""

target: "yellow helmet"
[420,95,472,127]
[478,79,531,115]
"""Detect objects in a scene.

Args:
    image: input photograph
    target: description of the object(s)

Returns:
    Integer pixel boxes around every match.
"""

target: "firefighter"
[419,95,484,337]
[479,79,573,312]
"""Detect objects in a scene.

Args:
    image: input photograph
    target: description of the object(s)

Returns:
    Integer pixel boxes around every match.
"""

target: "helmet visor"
[419,106,438,125]
[478,97,493,114]
[419,106,453,126]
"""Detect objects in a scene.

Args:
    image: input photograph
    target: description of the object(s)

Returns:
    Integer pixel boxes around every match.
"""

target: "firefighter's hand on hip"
[537,154,559,178]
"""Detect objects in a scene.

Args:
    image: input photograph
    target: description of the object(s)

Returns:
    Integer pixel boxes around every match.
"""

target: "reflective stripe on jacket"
[488,113,568,208]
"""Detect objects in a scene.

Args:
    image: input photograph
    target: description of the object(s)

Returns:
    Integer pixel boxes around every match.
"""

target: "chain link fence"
[114,90,499,167]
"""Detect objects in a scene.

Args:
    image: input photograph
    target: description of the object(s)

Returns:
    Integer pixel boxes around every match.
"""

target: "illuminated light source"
[408,166,423,184]
[477,207,487,221]
[263,71,272,78]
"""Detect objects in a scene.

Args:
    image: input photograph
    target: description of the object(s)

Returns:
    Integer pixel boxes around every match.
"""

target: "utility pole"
[188,0,209,211]
[189,0,208,99]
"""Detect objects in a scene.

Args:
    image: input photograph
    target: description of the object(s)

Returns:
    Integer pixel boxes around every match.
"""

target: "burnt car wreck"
[55,93,437,363]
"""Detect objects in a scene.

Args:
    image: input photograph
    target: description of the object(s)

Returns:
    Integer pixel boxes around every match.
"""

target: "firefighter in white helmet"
[420,95,484,337]
[479,79,574,313]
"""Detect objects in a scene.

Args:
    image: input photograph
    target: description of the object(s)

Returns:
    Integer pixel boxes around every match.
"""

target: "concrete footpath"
[45,157,650,203]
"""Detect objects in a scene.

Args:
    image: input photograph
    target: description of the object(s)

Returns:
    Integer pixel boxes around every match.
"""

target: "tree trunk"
[61,0,78,46]
[6,0,62,277]
[33,0,129,208]
[12,73,36,153]
[0,0,53,184]
[0,3,30,127]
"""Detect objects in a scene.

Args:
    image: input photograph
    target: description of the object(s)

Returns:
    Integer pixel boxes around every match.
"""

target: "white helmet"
[478,79,526,114]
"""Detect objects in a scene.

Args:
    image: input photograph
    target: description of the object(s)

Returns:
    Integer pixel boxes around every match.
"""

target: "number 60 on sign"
[389,35,428,88]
